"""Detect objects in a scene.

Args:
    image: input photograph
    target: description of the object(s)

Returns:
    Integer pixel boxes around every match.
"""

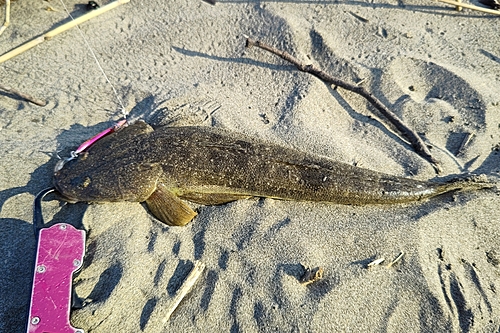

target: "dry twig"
[457,132,475,156]
[245,36,442,173]
[367,258,385,268]
[0,82,47,106]
[437,0,500,15]
[387,252,405,268]
[162,261,205,323]
[0,0,10,36]
[0,0,130,64]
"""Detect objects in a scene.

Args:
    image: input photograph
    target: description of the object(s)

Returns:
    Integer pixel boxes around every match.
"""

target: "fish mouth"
[55,191,78,204]
[53,182,79,203]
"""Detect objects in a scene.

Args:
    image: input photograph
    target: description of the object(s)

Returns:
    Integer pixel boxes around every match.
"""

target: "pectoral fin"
[180,192,252,205]
[145,184,197,226]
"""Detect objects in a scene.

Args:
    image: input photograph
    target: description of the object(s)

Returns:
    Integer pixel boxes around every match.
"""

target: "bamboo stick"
[437,0,500,15]
[0,0,130,64]
[0,0,10,36]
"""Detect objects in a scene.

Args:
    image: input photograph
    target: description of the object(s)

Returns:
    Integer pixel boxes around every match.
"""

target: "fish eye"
[70,176,92,189]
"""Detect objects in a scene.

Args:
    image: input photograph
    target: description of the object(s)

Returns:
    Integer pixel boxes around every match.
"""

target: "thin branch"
[245,36,442,173]
[0,82,47,106]
[0,0,10,36]
[0,0,130,64]
[162,261,205,323]
[387,252,405,268]
[437,0,500,15]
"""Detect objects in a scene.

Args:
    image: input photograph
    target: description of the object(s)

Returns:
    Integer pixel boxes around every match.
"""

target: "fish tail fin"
[435,174,496,196]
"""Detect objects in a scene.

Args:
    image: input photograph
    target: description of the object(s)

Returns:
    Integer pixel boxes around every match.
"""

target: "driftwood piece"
[245,36,442,173]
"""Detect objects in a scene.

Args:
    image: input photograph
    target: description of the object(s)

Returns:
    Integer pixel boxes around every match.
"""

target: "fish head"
[53,121,161,203]
[53,150,162,203]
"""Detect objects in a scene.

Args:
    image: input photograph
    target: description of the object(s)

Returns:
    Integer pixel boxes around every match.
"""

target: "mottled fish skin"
[53,121,491,226]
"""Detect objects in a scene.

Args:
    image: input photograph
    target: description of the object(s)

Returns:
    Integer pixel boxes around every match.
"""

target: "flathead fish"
[53,121,492,226]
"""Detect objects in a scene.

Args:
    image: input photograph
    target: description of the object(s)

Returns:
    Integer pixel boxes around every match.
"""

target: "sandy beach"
[1,0,500,332]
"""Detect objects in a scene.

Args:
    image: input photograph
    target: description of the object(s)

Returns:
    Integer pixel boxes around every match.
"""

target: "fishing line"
[58,0,127,118]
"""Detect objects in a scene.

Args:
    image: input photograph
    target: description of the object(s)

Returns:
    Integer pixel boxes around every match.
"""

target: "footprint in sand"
[388,57,486,125]
[417,200,500,332]
[385,57,487,158]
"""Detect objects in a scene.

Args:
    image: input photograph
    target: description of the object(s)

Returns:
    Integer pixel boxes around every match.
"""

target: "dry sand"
[1,0,500,332]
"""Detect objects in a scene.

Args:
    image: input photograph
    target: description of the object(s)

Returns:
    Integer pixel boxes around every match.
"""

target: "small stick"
[387,252,404,268]
[437,0,500,15]
[0,82,47,106]
[367,258,385,268]
[455,0,463,11]
[457,132,475,156]
[299,266,324,285]
[162,261,205,323]
[245,36,442,173]
[356,78,367,86]
[0,0,10,36]
[0,0,130,64]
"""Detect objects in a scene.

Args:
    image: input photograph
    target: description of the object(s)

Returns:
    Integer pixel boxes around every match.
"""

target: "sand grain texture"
[1,0,500,332]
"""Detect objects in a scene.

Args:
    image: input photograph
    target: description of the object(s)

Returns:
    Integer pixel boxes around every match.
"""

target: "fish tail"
[435,174,496,196]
